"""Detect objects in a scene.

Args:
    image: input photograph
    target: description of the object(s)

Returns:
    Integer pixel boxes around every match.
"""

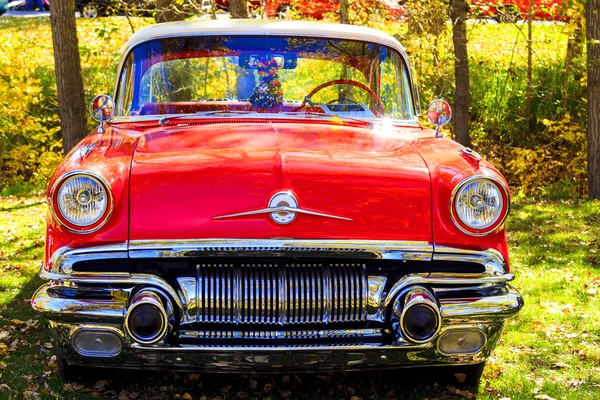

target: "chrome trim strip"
[383,273,514,308]
[178,328,381,340]
[323,264,331,323]
[212,206,352,221]
[440,284,523,322]
[130,342,429,352]
[47,243,128,274]
[432,246,508,275]
[31,283,127,322]
[366,276,387,322]
[44,240,434,275]
[127,239,433,261]
[38,272,186,316]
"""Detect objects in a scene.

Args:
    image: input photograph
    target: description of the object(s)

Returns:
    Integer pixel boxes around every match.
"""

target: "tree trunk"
[209,0,217,19]
[524,0,533,127]
[229,0,248,18]
[340,0,350,24]
[49,0,88,154]
[562,18,583,118]
[451,0,471,147]
[155,0,192,22]
[587,0,600,198]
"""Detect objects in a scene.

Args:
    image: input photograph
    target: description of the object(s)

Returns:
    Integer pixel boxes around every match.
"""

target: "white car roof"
[124,19,407,55]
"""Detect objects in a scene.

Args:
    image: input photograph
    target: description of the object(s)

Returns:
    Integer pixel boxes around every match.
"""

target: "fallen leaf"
[551,361,569,370]
[534,395,556,400]
[94,380,108,391]
[182,393,193,400]
[454,372,467,383]
[565,333,578,339]
[447,386,475,398]
[221,385,231,394]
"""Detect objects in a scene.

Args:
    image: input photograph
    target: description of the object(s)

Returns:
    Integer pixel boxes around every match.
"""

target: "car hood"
[129,121,432,242]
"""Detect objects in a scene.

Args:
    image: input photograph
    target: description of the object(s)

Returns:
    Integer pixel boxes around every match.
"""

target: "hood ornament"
[213,191,352,225]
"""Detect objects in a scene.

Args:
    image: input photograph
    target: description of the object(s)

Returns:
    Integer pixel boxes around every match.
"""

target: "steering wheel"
[293,79,384,116]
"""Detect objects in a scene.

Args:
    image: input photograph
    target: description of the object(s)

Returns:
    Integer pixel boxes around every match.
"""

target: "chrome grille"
[180,262,368,325]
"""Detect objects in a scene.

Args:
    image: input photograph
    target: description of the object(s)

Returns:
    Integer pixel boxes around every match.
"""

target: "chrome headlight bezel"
[450,175,510,236]
[50,171,113,234]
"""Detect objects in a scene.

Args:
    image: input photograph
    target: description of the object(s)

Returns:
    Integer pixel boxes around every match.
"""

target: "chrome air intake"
[394,287,441,343]
[125,289,173,345]
[177,262,369,325]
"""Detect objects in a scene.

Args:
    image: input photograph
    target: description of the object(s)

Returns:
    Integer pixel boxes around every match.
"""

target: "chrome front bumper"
[33,240,523,372]
[48,321,508,372]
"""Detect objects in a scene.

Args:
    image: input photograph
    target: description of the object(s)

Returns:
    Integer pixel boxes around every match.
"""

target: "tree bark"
[340,0,350,24]
[155,0,188,22]
[49,0,88,154]
[451,0,471,147]
[229,0,248,18]
[562,18,583,118]
[587,0,600,198]
[209,0,217,19]
[524,0,533,127]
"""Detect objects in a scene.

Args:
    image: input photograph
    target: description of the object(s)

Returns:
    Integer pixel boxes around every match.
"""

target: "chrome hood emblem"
[213,191,352,224]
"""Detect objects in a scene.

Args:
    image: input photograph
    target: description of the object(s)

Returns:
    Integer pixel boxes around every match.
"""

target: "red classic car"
[32,20,522,384]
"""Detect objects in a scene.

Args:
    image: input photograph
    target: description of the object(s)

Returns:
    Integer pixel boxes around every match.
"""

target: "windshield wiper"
[278,111,373,126]
[152,109,373,127]
[157,110,252,125]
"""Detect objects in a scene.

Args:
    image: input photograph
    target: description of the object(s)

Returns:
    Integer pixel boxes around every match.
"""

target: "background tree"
[451,0,471,147]
[230,0,248,18]
[340,0,350,24]
[49,0,88,154]
[404,0,449,99]
[155,0,196,22]
[524,0,534,129]
[587,0,600,198]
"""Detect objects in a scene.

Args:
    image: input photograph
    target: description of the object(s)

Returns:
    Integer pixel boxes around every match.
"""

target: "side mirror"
[89,94,115,134]
[426,99,452,137]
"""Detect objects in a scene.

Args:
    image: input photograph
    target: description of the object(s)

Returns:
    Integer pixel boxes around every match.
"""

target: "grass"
[0,196,598,399]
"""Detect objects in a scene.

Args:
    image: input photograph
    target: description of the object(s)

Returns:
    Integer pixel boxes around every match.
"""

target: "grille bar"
[192,262,367,325]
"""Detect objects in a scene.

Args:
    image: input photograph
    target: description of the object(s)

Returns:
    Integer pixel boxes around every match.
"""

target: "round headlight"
[451,176,509,235]
[53,172,112,232]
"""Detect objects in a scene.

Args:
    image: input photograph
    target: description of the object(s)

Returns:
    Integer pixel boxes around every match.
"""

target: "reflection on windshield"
[115,36,416,122]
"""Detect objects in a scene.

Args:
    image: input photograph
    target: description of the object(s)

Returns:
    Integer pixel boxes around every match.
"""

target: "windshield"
[115,36,417,122]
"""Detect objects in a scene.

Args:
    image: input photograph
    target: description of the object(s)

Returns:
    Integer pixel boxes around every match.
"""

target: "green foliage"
[0,14,590,198]
[0,18,60,189]
[388,12,588,198]
[507,116,587,198]
[0,17,151,192]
